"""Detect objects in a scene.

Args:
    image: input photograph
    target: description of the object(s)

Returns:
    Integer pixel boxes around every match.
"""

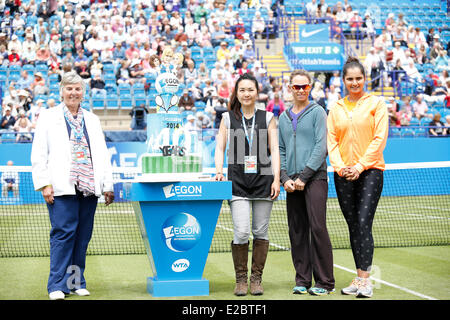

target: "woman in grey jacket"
[278,70,335,296]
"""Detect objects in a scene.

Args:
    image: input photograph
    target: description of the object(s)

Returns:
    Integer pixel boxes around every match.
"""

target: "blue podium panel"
[128,181,231,297]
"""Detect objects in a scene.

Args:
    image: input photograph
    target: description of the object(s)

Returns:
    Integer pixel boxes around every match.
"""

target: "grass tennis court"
[1,196,449,300]
[0,247,449,300]
[1,195,449,257]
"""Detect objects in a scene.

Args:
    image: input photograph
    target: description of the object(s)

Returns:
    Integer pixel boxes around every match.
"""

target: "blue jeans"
[46,189,98,293]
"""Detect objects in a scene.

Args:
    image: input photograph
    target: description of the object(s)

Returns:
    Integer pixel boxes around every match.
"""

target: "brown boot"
[250,239,269,295]
[231,241,249,296]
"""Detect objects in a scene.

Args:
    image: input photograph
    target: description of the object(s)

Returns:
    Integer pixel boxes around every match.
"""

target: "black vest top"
[227,110,273,198]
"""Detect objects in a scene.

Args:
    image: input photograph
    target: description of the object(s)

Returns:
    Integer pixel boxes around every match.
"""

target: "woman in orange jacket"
[327,57,388,298]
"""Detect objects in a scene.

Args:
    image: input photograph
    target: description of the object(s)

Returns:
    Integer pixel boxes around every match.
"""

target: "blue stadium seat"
[390,127,402,138]
[0,65,7,77]
[195,100,206,110]
[0,74,7,89]
[120,94,133,109]
[49,83,59,96]
[132,82,145,96]
[105,84,118,95]
[22,64,35,76]
[1,133,16,143]
[401,128,415,138]
[106,94,120,109]
[103,63,115,74]
[409,117,420,126]
[49,73,59,85]
[9,65,21,78]
[81,101,91,111]
[91,93,105,110]
[419,117,430,126]
[414,127,427,137]
[118,82,131,95]
[134,93,147,107]
[104,73,116,86]
[35,64,49,78]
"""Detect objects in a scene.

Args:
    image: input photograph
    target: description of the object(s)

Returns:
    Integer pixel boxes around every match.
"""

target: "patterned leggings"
[334,169,383,271]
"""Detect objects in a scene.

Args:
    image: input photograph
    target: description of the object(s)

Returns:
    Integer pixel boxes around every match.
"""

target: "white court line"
[216,224,439,300]
[377,209,450,221]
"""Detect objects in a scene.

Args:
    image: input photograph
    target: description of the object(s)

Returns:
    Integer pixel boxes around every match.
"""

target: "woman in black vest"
[215,73,280,296]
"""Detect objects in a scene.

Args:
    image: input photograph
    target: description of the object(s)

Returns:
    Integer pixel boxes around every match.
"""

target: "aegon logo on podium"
[163,184,202,198]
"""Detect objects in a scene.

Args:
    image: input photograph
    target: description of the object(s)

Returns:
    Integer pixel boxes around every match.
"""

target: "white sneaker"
[341,277,362,295]
[71,288,90,296]
[356,278,373,298]
[49,290,65,300]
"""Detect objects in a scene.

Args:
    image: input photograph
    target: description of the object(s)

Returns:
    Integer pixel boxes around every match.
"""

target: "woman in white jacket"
[31,71,114,300]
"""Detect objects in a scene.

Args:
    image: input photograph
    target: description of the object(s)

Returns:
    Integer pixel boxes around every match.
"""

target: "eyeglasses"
[291,84,311,91]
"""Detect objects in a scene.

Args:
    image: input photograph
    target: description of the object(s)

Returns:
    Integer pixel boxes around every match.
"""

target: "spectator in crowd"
[17,89,32,112]
[212,97,228,128]
[178,89,196,112]
[311,81,326,108]
[195,111,212,129]
[184,59,198,84]
[35,45,50,65]
[434,50,450,72]
[185,114,198,132]
[14,110,33,142]
[242,41,256,64]
[387,99,401,127]
[252,11,265,39]
[8,47,21,66]
[216,41,231,63]
[444,115,450,133]
[16,70,33,91]
[1,105,16,130]
[428,113,446,137]
[306,0,318,18]
[364,47,382,89]
[1,160,19,199]
[30,72,48,96]
[266,92,285,118]
[325,85,341,112]
[349,10,363,39]
[90,72,106,97]
[412,94,429,119]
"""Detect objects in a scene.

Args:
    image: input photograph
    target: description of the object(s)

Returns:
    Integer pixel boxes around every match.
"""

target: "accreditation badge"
[244,155,257,174]
[73,145,89,165]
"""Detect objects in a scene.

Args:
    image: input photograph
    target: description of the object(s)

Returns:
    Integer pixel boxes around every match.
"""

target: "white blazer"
[31,104,114,197]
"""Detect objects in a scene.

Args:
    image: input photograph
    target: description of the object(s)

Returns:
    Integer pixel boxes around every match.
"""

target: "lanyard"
[64,113,85,142]
[241,108,256,155]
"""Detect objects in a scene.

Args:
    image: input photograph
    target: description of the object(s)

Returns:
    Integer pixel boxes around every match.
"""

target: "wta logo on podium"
[162,212,202,252]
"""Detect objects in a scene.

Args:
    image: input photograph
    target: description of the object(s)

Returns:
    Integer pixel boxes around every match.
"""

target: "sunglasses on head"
[291,84,310,91]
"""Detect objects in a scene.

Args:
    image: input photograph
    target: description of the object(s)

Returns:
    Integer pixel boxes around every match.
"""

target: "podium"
[126,179,232,297]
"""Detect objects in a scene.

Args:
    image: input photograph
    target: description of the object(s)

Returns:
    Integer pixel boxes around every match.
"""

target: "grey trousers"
[229,196,273,245]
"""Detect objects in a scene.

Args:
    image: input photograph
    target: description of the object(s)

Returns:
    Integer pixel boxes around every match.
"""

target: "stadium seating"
[0,0,448,135]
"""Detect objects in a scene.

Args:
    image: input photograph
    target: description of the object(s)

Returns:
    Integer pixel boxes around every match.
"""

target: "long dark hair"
[228,73,259,120]
[342,56,366,78]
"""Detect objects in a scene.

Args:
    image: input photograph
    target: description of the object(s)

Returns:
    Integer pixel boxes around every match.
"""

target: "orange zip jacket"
[327,93,389,176]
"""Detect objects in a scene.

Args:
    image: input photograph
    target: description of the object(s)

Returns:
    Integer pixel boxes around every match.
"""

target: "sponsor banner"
[290,42,345,71]
[298,24,329,42]
[128,181,231,202]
